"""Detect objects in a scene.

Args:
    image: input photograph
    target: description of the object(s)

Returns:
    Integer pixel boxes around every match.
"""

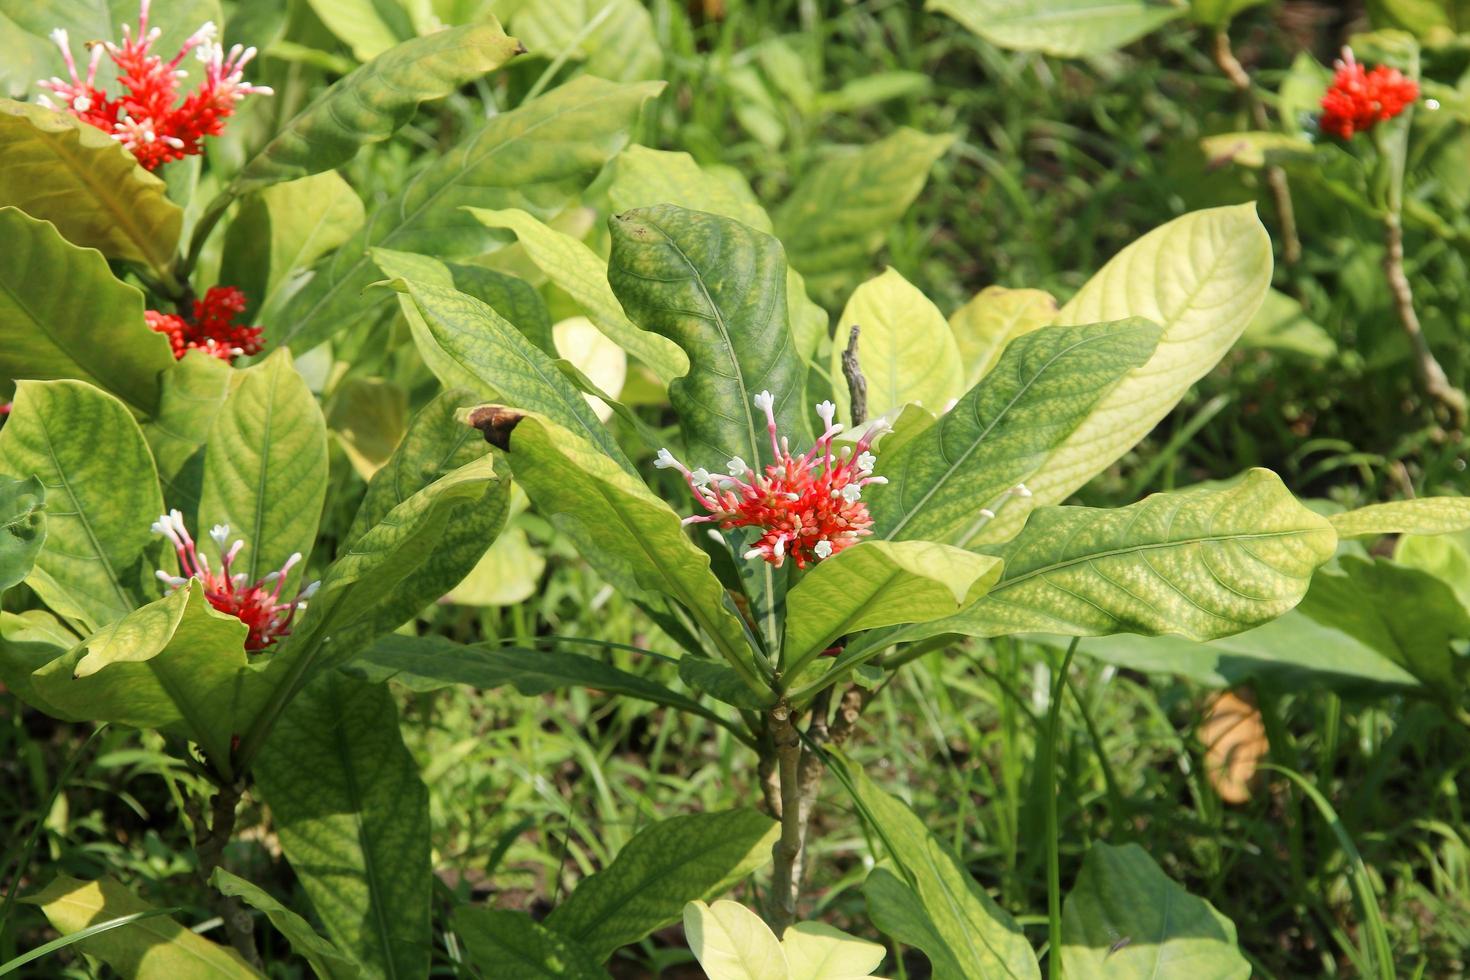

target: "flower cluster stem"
[767,702,804,932]
[1210,30,1300,266]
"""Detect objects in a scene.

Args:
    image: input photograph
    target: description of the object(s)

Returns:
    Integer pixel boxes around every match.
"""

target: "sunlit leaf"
[513,0,662,81]
[927,0,1184,57]
[1328,497,1470,537]
[0,206,174,414]
[683,900,788,980]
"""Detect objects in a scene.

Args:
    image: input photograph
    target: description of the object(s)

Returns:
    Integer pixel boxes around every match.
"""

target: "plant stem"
[193,780,260,969]
[1382,208,1467,425]
[1044,638,1079,980]
[767,702,804,931]
[841,325,867,425]
[1210,30,1301,266]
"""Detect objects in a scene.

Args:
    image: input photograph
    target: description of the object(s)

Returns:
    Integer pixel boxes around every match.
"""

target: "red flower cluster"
[146,286,264,363]
[153,511,318,652]
[660,392,891,569]
[37,0,271,170]
[1320,49,1419,139]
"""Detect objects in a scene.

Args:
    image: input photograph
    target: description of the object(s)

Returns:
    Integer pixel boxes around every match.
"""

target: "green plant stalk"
[1044,638,1080,980]
[766,701,804,931]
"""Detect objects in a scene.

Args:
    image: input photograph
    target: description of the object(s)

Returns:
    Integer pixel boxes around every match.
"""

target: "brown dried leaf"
[1199,688,1268,805]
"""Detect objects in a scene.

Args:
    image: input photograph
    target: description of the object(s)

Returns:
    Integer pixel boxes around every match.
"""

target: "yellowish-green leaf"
[1239,288,1335,360]
[927,0,1184,57]
[0,206,174,414]
[305,0,411,60]
[608,146,773,232]
[0,380,164,630]
[1329,497,1470,537]
[1062,843,1249,979]
[0,100,181,274]
[949,285,1058,389]
[0,474,44,594]
[783,541,1001,671]
[553,315,626,422]
[327,377,409,481]
[1201,131,1316,169]
[683,900,789,980]
[544,809,779,961]
[468,206,686,383]
[25,875,259,979]
[831,267,963,422]
[933,470,1336,641]
[782,920,887,980]
[978,205,1273,543]
[513,0,662,81]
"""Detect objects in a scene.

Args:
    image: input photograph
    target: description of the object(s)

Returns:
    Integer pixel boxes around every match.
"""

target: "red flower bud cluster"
[146,286,264,363]
[37,0,271,170]
[1319,49,1419,140]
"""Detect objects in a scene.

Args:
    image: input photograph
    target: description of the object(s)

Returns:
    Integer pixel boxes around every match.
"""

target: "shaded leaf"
[276,76,662,352]
[773,128,953,295]
[255,671,430,980]
[928,0,1184,57]
[327,377,408,481]
[145,352,243,518]
[233,22,524,192]
[0,206,174,414]
[210,868,360,980]
[454,907,611,979]
[836,755,1038,980]
[0,100,181,273]
[544,809,779,961]
[1061,843,1249,979]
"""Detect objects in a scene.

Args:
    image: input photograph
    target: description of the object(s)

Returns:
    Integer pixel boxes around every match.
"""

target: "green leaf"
[513,0,662,82]
[678,656,776,710]
[1239,288,1336,360]
[927,0,1184,57]
[931,470,1336,641]
[0,207,174,414]
[345,632,710,716]
[1190,0,1270,26]
[608,146,772,233]
[276,76,662,352]
[773,128,954,296]
[867,320,1161,546]
[1397,530,1470,615]
[24,875,259,979]
[379,263,633,472]
[146,353,244,518]
[222,172,365,324]
[469,207,686,382]
[544,809,779,961]
[0,474,44,593]
[1061,842,1249,979]
[683,900,789,980]
[345,386,487,547]
[782,541,1002,672]
[450,261,556,354]
[327,377,408,481]
[834,755,1038,980]
[1296,556,1470,693]
[0,12,55,100]
[485,412,761,690]
[977,205,1273,544]
[0,100,182,273]
[0,380,164,630]
[1328,497,1470,537]
[200,348,329,588]
[445,521,546,605]
[949,285,1059,390]
[0,609,80,719]
[210,869,360,980]
[255,671,430,980]
[30,584,263,766]
[1056,612,1419,694]
[1200,131,1316,169]
[232,22,523,193]
[453,907,612,980]
[608,204,808,467]
[830,267,963,422]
